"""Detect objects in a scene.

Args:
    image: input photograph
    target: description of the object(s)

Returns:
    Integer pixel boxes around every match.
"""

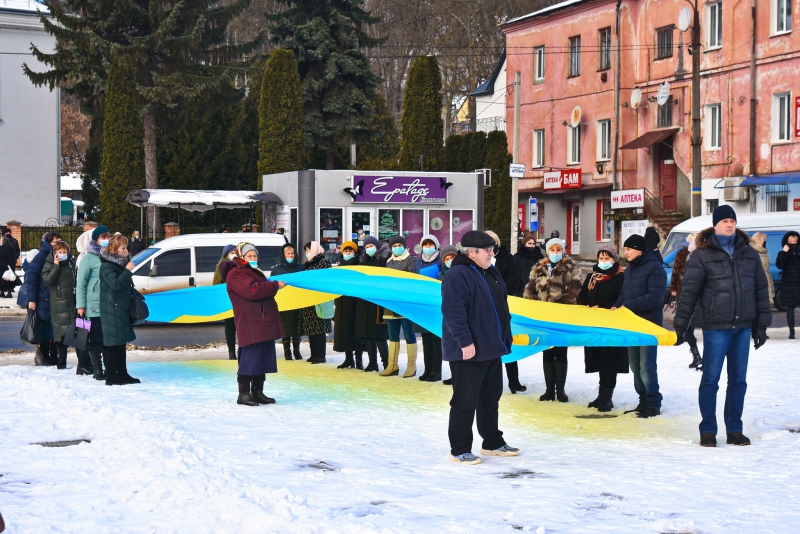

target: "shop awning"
[740,172,800,187]
[620,128,680,150]
[125,189,283,212]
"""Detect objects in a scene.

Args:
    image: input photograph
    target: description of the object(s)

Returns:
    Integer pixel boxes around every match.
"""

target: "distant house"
[470,50,507,134]
[0,0,60,226]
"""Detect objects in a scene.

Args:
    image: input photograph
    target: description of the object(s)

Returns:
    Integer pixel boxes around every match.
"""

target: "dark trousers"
[361,338,388,367]
[309,334,327,359]
[543,346,568,363]
[448,358,505,456]
[685,326,700,353]
[598,369,617,388]
[224,317,236,352]
[420,332,442,375]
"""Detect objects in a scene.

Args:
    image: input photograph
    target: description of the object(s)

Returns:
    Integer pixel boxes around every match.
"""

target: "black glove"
[673,330,685,346]
[753,328,768,350]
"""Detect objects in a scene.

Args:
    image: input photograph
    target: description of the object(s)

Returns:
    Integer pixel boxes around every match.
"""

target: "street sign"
[657,82,670,106]
[610,188,645,209]
[529,198,539,232]
[510,163,525,178]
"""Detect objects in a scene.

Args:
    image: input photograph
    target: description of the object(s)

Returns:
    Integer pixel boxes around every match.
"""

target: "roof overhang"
[740,172,800,187]
[125,189,282,212]
[620,128,680,150]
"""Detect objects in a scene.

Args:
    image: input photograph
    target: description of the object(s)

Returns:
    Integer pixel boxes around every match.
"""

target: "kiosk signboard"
[351,175,447,204]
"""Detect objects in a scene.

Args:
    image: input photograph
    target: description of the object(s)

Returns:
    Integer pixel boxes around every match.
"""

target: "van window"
[134,260,151,277]
[132,247,159,266]
[662,232,689,257]
[196,246,224,273]
[257,246,282,271]
[153,249,191,276]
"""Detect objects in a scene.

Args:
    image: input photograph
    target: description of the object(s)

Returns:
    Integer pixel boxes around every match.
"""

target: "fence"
[21,225,87,258]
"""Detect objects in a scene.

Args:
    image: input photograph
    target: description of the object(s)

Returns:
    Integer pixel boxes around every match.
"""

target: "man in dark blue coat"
[441,230,519,465]
[25,232,62,366]
[613,233,667,418]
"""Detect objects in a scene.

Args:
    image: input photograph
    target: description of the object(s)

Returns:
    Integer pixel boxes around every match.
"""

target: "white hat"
[546,238,567,254]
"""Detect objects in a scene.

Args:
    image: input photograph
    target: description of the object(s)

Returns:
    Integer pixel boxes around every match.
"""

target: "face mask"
[365,247,377,257]
[423,246,435,255]
[57,253,68,261]
[248,260,259,268]
[99,239,109,247]
[445,259,453,269]
[343,253,355,261]
[598,261,614,270]
[228,253,236,261]
[285,257,294,264]
[392,246,404,256]
[549,253,563,263]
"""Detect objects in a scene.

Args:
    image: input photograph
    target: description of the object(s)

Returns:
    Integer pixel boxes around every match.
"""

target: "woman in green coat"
[99,235,139,385]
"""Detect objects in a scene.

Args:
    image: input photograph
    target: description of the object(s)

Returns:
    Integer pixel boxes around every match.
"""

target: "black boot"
[419,334,432,381]
[588,387,602,408]
[117,350,140,384]
[539,360,555,401]
[689,346,702,369]
[282,339,293,361]
[251,377,275,404]
[76,349,93,375]
[788,308,795,339]
[237,379,257,406]
[48,341,59,366]
[377,340,388,370]
[596,387,614,412]
[354,351,364,370]
[506,361,527,393]
[34,346,44,366]
[555,361,569,402]
[337,351,355,369]
[229,349,237,360]
[363,341,379,372]
[56,343,68,369]
[105,349,120,386]
[89,347,105,380]
[40,342,55,366]
[293,340,303,360]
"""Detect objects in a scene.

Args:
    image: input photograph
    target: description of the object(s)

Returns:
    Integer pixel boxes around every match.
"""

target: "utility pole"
[691,3,702,218]
[510,71,521,254]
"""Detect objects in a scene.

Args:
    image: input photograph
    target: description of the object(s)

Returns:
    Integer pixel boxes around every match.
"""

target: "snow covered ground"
[1,334,800,533]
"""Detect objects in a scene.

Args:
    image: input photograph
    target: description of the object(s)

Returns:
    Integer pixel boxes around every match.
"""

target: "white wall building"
[470,51,506,134]
[0,0,59,226]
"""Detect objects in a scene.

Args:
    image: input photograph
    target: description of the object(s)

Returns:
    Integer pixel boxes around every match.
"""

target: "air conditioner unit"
[477,168,492,188]
[723,178,749,201]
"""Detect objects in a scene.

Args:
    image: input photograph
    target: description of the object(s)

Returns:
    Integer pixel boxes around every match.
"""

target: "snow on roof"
[0,0,49,13]
[505,0,591,26]
[60,173,82,191]
[125,189,283,212]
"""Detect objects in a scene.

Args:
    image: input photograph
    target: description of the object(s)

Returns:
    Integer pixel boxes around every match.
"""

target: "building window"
[534,46,545,82]
[706,199,719,214]
[765,184,789,212]
[569,36,581,77]
[597,119,611,161]
[706,104,722,149]
[568,125,581,164]
[774,0,792,34]
[656,26,674,59]
[707,2,723,48]
[598,28,611,70]
[773,92,792,141]
[657,97,673,127]
[596,198,612,241]
[533,129,545,168]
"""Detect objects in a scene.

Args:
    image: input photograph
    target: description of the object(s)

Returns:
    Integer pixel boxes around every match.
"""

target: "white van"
[130,233,287,294]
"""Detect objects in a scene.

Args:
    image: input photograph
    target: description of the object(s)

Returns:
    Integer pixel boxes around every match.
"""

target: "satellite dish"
[657,81,671,106]
[630,87,642,110]
[570,106,582,128]
[678,6,692,32]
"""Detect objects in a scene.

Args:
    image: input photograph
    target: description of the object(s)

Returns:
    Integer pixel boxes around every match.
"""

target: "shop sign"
[793,198,800,211]
[351,175,447,204]
[517,204,525,231]
[610,188,645,209]
[510,163,526,178]
[543,170,581,190]
[621,219,650,246]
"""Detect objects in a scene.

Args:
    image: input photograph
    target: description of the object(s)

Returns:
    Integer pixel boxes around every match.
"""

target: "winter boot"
[354,351,364,370]
[48,341,59,366]
[624,397,647,414]
[418,335,432,381]
[56,343,68,369]
[237,380,258,406]
[105,350,120,386]
[403,343,418,378]
[229,349,237,360]
[118,352,140,385]
[363,342,379,372]
[89,347,105,381]
[380,341,400,376]
[555,361,569,402]
[596,387,614,412]
[377,340,389,370]
[688,346,702,369]
[506,362,527,394]
[34,345,44,366]
[282,339,293,361]
[338,351,356,369]
[251,377,276,404]
[539,360,556,401]
[293,340,303,360]
[588,388,602,408]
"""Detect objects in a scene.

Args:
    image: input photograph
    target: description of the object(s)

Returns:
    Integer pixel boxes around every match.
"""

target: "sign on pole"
[510,163,525,178]
[529,198,539,232]
[610,188,645,209]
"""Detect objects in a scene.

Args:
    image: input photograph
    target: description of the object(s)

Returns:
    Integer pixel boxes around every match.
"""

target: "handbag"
[663,294,677,326]
[130,286,149,325]
[314,300,335,319]
[64,317,92,352]
[20,308,42,345]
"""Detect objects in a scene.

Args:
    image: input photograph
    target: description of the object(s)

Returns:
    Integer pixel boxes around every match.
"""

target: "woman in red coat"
[220,242,286,406]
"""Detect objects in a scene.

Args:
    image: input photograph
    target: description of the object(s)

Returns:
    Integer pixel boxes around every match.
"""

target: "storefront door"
[346,208,375,248]
[566,202,581,256]
[660,159,677,211]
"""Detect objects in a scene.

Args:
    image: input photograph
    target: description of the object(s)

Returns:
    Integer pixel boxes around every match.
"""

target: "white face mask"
[228,253,236,261]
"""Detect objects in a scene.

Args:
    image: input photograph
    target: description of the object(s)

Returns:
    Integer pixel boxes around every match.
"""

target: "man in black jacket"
[441,231,519,465]
[673,205,771,448]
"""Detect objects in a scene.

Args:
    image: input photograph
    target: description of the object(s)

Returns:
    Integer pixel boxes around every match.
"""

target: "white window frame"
[534,46,546,82]
[568,125,581,165]
[532,129,546,168]
[568,36,581,77]
[707,2,723,49]
[706,104,722,149]
[596,119,611,161]
[772,0,792,35]
[772,92,792,142]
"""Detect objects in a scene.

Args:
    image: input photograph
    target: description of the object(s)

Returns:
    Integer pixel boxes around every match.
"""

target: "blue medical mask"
[343,253,355,261]
[445,259,453,269]
[549,253,563,263]
[423,246,435,255]
[598,261,614,270]
[248,260,259,268]
[365,247,377,257]
[392,246,404,256]
[57,253,68,261]
[285,257,294,264]
[99,239,109,247]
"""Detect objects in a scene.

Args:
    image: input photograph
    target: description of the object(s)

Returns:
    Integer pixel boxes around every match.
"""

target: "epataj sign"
[543,170,581,190]
[610,188,645,209]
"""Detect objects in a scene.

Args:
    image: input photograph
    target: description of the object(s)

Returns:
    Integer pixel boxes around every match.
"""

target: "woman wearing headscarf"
[513,231,544,297]
[220,242,286,405]
[670,234,702,368]
[750,232,774,307]
[333,241,363,369]
[270,243,305,360]
[415,235,443,381]
[301,241,333,362]
[382,235,419,377]
[524,238,582,402]
[356,236,389,372]
[577,246,628,411]
[777,231,800,339]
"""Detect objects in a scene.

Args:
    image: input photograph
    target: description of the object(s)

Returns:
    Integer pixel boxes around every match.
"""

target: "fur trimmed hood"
[695,227,750,250]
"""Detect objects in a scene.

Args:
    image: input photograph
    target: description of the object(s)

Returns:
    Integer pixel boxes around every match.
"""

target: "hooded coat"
[577,264,629,373]
[270,243,305,337]
[674,228,771,332]
[299,252,332,335]
[493,244,519,296]
[355,237,388,340]
[750,241,774,303]
[0,241,17,292]
[414,234,441,273]
[333,255,361,351]
[513,245,544,297]
[220,258,285,346]
[42,246,77,342]
[76,240,104,318]
[98,248,136,347]
[776,231,800,307]
[523,257,582,304]
[25,239,53,322]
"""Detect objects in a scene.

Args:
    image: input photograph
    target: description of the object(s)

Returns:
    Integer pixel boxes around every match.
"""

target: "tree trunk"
[326,148,335,170]
[142,108,159,241]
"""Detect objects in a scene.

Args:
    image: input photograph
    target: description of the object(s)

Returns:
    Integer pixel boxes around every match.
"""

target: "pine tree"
[457,132,474,173]
[466,131,487,173]
[100,55,144,235]
[357,93,399,170]
[443,134,463,172]
[258,49,306,181]
[399,56,444,171]
[483,130,513,247]
[269,0,384,169]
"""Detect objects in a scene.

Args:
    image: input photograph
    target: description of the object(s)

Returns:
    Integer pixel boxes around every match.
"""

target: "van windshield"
[662,232,689,257]
[132,248,159,266]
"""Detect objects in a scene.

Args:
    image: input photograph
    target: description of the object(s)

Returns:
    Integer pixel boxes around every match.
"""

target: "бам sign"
[543,170,581,190]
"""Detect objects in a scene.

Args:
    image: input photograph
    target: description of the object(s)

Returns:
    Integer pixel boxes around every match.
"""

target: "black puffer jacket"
[270,245,305,337]
[41,248,77,342]
[674,228,771,332]
[333,255,361,351]
[354,251,388,340]
[613,250,667,325]
[513,245,543,297]
[493,245,519,296]
[776,231,800,308]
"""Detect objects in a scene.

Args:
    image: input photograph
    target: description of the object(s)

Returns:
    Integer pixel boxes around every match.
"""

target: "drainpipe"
[749,0,757,177]
[612,0,622,191]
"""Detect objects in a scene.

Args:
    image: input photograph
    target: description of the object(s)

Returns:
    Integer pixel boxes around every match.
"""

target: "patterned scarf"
[587,265,622,290]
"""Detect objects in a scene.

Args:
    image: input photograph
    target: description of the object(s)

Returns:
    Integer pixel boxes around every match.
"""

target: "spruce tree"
[269,0,384,169]
[443,134,463,172]
[457,132,474,173]
[483,130,513,247]
[100,55,144,235]
[399,56,444,171]
[466,131,487,173]
[357,93,399,170]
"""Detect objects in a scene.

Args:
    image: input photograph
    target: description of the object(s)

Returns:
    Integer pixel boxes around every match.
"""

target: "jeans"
[387,318,417,345]
[448,358,505,456]
[628,345,662,410]
[698,327,751,436]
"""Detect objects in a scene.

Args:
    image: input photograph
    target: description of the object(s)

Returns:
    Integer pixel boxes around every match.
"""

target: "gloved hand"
[753,328,768,350]
[674,331,685,346]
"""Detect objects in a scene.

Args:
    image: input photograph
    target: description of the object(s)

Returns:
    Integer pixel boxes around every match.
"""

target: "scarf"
[307,241,325,258]
[421,250,439,263]
[588,265,622,290]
